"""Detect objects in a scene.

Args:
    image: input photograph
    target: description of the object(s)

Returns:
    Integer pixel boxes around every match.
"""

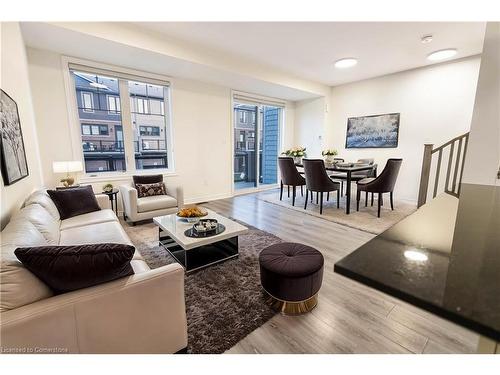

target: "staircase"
[417,132,469,208]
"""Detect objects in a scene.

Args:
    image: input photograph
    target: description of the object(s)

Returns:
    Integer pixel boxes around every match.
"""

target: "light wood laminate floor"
[203,190,478,354]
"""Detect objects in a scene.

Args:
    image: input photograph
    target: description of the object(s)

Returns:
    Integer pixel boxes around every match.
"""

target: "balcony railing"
[82,140,167,153]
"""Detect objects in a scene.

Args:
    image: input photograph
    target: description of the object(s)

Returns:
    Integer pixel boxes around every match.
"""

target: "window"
[81,124,109,136]
[70,67,172,174]
[136,97,149,114]
[139,126,160,136]
[129,81,169,170]
[107,95,120,114]
[233,97,283,190]
[81,92,94,112]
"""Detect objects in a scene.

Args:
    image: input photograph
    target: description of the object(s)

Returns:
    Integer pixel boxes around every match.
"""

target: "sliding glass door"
[233,99,282,191]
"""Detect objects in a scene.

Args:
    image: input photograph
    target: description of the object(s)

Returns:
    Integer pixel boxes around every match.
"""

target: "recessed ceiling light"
[404,250,428,262]
[421,34,433,44]
[427,49,457,61]
[334,58,358,69]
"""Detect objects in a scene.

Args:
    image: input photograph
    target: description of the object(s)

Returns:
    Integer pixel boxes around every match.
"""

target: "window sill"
[80,170,178,184]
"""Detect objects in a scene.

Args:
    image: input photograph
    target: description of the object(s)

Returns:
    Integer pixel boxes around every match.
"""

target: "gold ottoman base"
[264,290,318,315]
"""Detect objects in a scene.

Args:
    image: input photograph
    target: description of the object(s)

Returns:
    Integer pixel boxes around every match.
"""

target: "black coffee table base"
[158,228,239,273]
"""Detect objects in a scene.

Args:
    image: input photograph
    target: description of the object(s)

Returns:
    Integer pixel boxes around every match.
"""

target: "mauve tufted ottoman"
[259,242,324,315]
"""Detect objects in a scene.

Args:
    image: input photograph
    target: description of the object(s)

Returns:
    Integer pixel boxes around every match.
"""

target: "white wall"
[26,47,296,206]
[294,56,481,203]
[462,23,500,186]
[293,97,328,158]
[0,23,43,229]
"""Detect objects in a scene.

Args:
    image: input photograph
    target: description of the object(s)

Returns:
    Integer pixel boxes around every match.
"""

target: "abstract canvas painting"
[345,113,400,148]
[1,89,29,185]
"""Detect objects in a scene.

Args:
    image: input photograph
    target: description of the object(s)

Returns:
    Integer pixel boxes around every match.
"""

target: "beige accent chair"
[119,181,183,225]
[0,189,188,354]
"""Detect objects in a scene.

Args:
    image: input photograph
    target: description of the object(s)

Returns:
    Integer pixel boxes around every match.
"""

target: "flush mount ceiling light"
[404,250,428,262]
[334,58,358,69]
[427,48,457,61]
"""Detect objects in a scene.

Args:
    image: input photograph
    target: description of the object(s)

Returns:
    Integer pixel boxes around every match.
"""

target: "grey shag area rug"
[123,219,282,354]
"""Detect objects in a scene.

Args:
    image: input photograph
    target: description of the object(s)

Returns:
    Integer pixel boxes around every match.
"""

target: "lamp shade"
[52,161,83,174]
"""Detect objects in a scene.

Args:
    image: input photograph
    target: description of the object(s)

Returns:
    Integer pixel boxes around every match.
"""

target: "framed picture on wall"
[345,113,400,148]
[0,89,29,185]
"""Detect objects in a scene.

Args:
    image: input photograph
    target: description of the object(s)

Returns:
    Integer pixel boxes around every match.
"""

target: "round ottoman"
[259,242,324,315]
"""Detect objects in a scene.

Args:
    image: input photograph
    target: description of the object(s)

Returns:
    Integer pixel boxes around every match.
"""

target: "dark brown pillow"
[136,182,166,198]
[15,243,135,294]
[47,185,101,220]
[133,174,163,188]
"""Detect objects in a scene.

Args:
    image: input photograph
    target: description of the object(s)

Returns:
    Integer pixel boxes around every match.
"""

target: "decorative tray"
[184,219,226,238]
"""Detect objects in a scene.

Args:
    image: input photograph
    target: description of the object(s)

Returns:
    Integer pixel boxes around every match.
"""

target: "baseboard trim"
[184,192,232,205]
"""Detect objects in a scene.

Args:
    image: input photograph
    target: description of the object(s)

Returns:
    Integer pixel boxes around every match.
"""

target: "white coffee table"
[153,208,248,273]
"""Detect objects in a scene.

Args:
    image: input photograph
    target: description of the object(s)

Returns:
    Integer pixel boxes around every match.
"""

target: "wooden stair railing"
[417,132,470,208]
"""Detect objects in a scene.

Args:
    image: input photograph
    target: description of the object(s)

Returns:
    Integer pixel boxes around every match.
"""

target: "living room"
[1,1,500,373]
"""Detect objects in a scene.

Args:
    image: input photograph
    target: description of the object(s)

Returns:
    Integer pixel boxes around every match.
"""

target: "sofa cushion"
[136,182,166,198]
[59,221,133,246]
[15,243,135,294]
[137,195,177,213]
[47,185,101,220]
[14,204,60,245]
[131,259,150,274]
[133,174,163,187]
[1,246,54,312]
[60,209,118,231]
[1,216,48,247]
[23,189,60,220]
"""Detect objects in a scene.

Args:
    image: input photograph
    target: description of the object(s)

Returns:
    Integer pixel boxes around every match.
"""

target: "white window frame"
[81,91,94,112]
[107,95,120,114]
[62,56,176,182]
[136,97,149,114]
[230,90,286,196]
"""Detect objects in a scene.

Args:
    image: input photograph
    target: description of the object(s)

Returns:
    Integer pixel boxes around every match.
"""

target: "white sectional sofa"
[0,189,187,354]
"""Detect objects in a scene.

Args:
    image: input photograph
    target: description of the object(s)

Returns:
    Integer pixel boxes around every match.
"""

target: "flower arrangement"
[282,147,307,158]
[321,149,338,156]
[102,183,114,193]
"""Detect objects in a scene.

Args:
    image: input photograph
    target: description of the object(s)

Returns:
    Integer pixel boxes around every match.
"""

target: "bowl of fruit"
[176,207,208,223]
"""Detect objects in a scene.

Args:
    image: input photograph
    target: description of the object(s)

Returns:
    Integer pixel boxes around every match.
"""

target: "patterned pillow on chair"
[136,182,166,198]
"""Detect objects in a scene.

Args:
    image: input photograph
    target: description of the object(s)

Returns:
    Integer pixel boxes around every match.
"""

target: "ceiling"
[134,22,486,86]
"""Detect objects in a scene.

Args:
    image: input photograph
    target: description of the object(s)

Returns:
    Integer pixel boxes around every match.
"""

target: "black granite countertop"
[334,183,500,341]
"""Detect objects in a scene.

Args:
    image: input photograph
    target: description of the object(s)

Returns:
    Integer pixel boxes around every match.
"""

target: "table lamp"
[53,161,83,187]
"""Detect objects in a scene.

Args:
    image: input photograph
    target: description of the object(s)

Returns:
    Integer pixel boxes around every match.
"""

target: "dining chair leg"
[292,186,296,206]
[365,191,368,207]
[371,193,374,206]
[327,192,330,201]
[304,190,309,209]
[381,195,384,206]
[280,181,283,201]
[311,191,313,202]
[337,189,340,208]
[288,185,290,198]
[390,191,394,210]
[341,181,344,196]
[377,193,382,218]
[316,192,319,204]
[301,185,303,197]
[356,190,360,211]
[320,192,324,214]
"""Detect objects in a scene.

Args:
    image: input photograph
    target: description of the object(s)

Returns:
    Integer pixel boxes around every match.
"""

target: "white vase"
[325,155,335,163]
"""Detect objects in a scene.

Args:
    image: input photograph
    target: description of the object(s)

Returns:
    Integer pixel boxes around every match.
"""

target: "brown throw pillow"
[47,185,101,220]
[133,174,163,189]
[15,243,135,294]
[136,182,166,198]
